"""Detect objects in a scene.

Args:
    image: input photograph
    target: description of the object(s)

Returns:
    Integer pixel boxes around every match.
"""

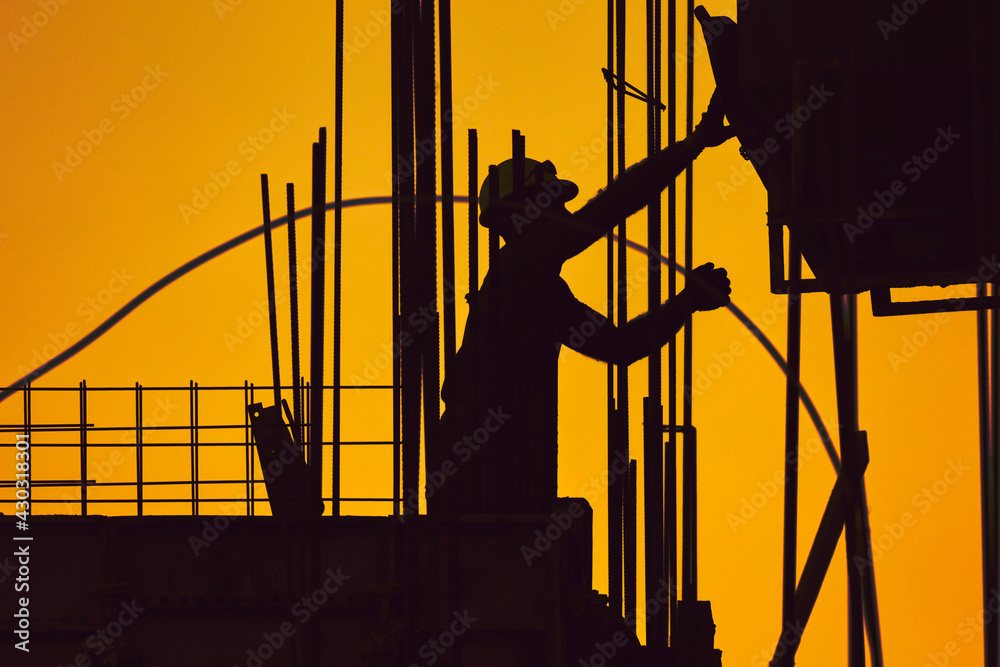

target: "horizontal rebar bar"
[5,384,395,391]
[10,497,400,504]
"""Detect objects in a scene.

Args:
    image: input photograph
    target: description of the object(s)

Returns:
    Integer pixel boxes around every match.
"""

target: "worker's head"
[479,158,579,241]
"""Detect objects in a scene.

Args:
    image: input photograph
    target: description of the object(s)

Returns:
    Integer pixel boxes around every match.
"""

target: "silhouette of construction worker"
[430,93,736,517]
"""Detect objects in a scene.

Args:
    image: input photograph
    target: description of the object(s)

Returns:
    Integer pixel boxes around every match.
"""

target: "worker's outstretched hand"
[685,262,731,311]
[690,90,737,150]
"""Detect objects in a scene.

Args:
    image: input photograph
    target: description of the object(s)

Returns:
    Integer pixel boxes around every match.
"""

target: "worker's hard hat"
[478,158,579,228]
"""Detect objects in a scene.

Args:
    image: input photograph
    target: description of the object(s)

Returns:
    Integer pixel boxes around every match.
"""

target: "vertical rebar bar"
[262,174,282,410]
[468,129,479,315]
[782,218,803,665]
[440,3,461,633]
[681,0,696,606]
[417,0,442,644]
[848,293,884,667]
[415,0,439,475]
[651,0,669,646]
[830,295,864,667]
[778,62,806,664]
[988,8,1000,665]
[973,0,999,659]
[609,0,627,621]
[190,381,198,516]
[644,398,665,648]
[22,384,31,494]
[848,290,885,667]
[391,3,402,520]
[848,303,865,667]
[666,0,678,644]
[480,161,500,510]
[992,282,1000,667]
[440,0,456,382]
[195,382,200,515]
[79,380,87,516]
[439,4,460,629]
[247,382,258,516]
[644,0,663,627]
[625,457,638,624]
[681,426,697,600]
[646,0,659,375]
[859,478,884,667]
[287,185,303,447]
[465,128,479,506]
[488,162,499,267]
[136,382,143,516]
[395,3,420,659]
[310,129,327,511]
[245,380,252,515]
[333,0,344,519]
[398,3,420,518]
[605,0,619,633]
[513,129,527,508]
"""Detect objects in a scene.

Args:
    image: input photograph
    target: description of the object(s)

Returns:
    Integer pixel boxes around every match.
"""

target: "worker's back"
[433,242,582,515]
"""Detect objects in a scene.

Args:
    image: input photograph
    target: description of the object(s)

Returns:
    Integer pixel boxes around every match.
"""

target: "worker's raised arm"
[548,91,736,262]
[562,263,731,366]
[568,142,699,248]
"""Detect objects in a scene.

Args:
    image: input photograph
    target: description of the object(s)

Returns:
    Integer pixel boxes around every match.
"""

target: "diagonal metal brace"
[601,68,667,111]
[770,431,871,666]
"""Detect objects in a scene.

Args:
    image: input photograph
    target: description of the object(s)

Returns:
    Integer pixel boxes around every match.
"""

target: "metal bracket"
[870,286,1000,316]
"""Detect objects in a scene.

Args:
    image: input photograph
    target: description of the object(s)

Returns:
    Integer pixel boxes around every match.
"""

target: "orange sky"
[0,1,990,664]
